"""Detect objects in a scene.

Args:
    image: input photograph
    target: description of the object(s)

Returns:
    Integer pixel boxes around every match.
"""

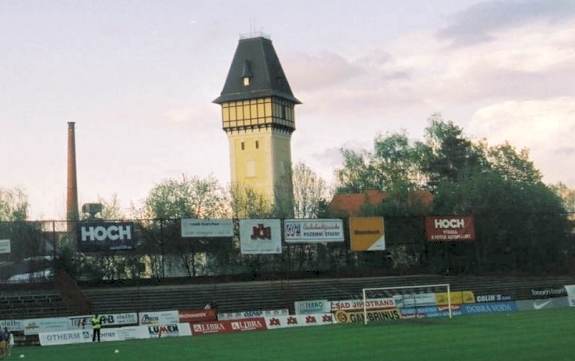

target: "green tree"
[0,187,28,221]
[431,170,569,273]
[144,175,229,219]
[417,114,486,190]
[551,182,575,212]
[97,194,125,220]
[335,149,376,193]
[336,132,423,194]
[292,162,330,218]
[139,175,230,279]
[333,113,571,275]
[486,142,542,184]
[229,184,273,218]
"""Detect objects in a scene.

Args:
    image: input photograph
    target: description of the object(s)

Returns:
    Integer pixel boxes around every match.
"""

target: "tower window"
[241,141,245,150]
[243,77,251,86]
[255,140,259,149]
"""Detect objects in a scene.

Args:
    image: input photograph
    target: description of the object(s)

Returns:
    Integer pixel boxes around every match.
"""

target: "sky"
[1,0,574,220]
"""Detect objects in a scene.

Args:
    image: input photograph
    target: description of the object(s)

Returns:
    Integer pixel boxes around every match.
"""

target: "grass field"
[8,309,575,361]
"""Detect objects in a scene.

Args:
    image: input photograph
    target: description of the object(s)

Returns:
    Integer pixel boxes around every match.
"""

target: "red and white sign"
[264,314,334,330]
[191,318,267,336]
[331,298,396,312]
[425,216,476,241]
[228,318,267,332]
[191,321,228,335]
[179,309,217,324]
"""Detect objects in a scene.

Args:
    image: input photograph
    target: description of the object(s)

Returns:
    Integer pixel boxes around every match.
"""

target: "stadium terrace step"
[81,275,575,315]
[3,274,575,319]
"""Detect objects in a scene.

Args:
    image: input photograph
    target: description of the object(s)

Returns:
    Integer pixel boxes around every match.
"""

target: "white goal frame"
[362,283,452,325]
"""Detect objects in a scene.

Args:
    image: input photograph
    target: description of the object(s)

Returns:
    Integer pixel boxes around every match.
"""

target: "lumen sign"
[78,222,136,252]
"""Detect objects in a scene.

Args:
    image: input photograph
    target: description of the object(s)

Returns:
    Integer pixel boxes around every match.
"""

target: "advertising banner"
[294,300,331,314]
[284,219,344,243]
[78,222,136,252]
[181,219,234,238]
[23,317,72,335]
[0,239,10,254]
[228,318,267,332]
[218,309,289,321]
[114,325,150,340]
[147,323,192,338]
[191,318,266,335]
[529,287,567,299]
[400,306,462,319]
[139,310,179,326]
[461,302,517,315]
[39,328,122,346]
[565,285,575,307]
[425,216,475,241]
[178,309,217,324]
[334,309,401,324]
[39,329,98,346]
[239,219,282,254]
[475,294,512,303]
[265,314,334,330]
[39,323,191,346]
[0,319,23,332]
[330,298,395,312]
[349,217,385,251]
[435,291,475,306]
[516,297,570,311]
[69,313,138,329]
[191,321,229,335]
[392,293,437,308]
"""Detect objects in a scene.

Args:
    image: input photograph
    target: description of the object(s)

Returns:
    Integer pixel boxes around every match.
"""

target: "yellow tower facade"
[215,36,300,209]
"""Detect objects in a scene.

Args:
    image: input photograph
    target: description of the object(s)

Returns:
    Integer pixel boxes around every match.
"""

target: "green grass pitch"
[9,308,575,361]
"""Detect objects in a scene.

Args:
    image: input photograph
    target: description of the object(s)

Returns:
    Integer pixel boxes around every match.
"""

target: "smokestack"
[66,122,79,222]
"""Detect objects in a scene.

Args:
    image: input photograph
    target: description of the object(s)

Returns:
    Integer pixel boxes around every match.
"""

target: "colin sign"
[78,222,136,252]
[425,216,475,241]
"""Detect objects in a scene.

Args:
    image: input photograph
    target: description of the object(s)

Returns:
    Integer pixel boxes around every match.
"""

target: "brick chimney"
[66,122,79,223]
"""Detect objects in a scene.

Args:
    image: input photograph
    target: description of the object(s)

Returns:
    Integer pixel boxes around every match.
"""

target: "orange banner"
[349,217,386,251]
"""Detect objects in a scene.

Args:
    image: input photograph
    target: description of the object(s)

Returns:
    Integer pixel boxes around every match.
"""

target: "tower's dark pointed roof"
[214,36,301,104]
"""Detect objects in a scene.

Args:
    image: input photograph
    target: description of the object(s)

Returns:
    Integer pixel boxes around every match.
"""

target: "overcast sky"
[1,0,574,220]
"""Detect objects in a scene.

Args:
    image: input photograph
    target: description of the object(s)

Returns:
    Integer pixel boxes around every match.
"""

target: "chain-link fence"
[1,214,573,285]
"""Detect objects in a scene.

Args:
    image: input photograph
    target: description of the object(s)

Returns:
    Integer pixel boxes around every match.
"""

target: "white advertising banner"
[294,300,331,314]
[146,323,192,338]
[0,239,10,254]
[239,219,282,254]
[264,314,334,330]
[39,323,191,346]
[115,325,150,340]
[331,298,396,312]
[392,293,437,308]
[69,313,139,329]
[284,219,345,243]
[218,309,289,321]
[39,328,121,346]
[181,219,234,238]
[139,310,179,325]
[0,319,23,332]
[565,285,575,307]
[23,317,72,336]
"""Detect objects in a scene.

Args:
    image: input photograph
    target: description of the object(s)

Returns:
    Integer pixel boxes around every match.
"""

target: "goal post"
[362,283,452,325]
